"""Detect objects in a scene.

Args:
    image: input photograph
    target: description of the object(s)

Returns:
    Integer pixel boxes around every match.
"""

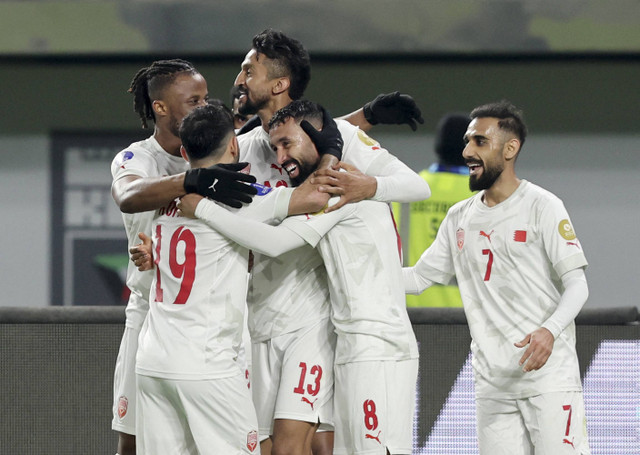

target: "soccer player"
[403,101,590,454]
[393,113,475,307]
[177,99,421,455]
[135,102,271,454]
[110,58,256,455]
[229,29,428,455]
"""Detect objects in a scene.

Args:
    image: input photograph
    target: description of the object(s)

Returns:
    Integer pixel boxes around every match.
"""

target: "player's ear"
[180,145,190,163]
[272,77,290,96]
[152,100,167,118]
[504,138,520,161]
[229,136,239,161]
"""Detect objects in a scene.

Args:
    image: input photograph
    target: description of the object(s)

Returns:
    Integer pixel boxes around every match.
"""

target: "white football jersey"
[110,136,189,329]
[282,198,419,365]
[237,122,416,342]
[411,180,587,398]
[136,186,291,380]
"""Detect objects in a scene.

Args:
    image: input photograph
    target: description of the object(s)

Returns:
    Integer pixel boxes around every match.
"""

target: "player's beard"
[169,113,181,139]
[238,91,270,117]
[290,159,318,187]
[468,160,504,191]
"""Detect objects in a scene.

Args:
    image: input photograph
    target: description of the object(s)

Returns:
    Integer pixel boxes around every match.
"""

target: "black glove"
[237,115,261,135]
[184,162,257,208]
[300,106,344,161]
[363,91,424,131]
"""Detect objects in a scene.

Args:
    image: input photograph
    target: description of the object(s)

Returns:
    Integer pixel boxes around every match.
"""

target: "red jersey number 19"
[154,225,197,304]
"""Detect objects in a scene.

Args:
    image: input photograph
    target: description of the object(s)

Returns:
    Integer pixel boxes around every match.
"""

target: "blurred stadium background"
[0,1,638,453]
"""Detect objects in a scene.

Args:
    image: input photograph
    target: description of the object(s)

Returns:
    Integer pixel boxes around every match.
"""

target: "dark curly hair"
[128,59,199,129]
[252,29,311,100]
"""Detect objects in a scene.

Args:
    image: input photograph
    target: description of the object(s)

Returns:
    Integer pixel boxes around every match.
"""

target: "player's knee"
[311,432,334,455]
[271,437,307,455]
[117,432,136,455]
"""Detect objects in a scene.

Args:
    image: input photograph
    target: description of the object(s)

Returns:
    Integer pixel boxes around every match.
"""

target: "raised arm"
[311,128,431,212]
[338,91,424,132]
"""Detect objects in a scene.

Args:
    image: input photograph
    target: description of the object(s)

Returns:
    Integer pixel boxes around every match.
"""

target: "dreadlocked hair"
[128,59,198,129]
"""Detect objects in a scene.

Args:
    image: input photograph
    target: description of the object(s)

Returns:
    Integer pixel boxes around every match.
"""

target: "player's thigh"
[271,418,318,454]
[112,326,140,435]
[521,391,591,455]
[334,360,415,455]
[476,397,531,455]
[136,375,197,455]
[180,373,260,455]
[273,319,336,427]
[252,339,282,438]
[385,358,418,455]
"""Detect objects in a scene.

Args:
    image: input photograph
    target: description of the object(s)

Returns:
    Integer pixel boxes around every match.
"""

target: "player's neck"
[153,126,182,157]
[259,96,293,132]
[482,172,521,207]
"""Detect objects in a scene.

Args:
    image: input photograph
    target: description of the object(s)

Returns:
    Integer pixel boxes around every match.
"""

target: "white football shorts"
[333,358,418,455]
[251,317,336,438]
[476,390,590,455]
[136,373,260,455]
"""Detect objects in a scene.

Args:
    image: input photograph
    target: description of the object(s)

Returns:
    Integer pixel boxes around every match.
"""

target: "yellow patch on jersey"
[558,219,576,240]
[310,204,329,217]
[357,129,379,147]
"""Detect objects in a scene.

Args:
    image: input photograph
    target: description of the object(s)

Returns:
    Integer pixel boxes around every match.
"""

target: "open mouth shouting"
[466,160,483,176]
[283,159,300,179]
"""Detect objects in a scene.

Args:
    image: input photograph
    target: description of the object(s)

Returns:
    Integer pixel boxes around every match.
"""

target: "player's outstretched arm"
[112,163,257,214]
[191,198,307,257]
[339,91,424,132]
[312,157,430,213]
[113,174,187,214]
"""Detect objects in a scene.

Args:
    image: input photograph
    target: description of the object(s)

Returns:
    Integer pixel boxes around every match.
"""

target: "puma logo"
[365,430,382,444]
[270,163,284,175]
[301,397,317,410]
[562,437,575,449]
[479,230,494,243]
[566,241,581,249]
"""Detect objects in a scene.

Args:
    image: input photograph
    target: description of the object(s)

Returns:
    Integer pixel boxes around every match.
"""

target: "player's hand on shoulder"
[301,106,343,161]
[289,171,330,216]
[310,161,376,213]
[183,162,257,209]
[177,193,204,219]
[363,91,424,131]
[130,232,153,272]
[514,327,555,372]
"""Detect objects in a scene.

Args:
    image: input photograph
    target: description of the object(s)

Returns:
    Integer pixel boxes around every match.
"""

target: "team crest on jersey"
[116,150,134,169]
[558,219,576,240]
[246,430,258,452]
[117,396,128,419]
[456,228,465,251]
[357,130,380,148]
[250,182,273,196]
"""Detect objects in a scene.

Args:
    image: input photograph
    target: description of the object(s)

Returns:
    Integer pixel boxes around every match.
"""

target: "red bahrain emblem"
[247,430,258,452]
[456,228,465,251]
[117,396,128,419]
